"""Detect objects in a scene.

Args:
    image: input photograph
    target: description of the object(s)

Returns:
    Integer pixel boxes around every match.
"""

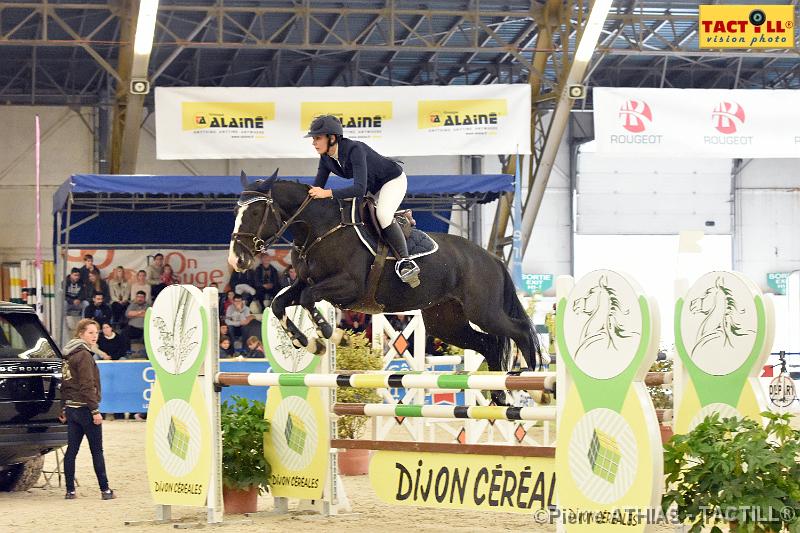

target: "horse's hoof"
[306,338,326,356]
[315,323,333,339]
[330,328,345,345]
[530,390,553,405]
[292,333,309,348]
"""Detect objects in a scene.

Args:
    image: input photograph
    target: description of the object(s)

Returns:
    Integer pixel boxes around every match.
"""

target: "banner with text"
[65,248,291,290]
[155,85,531,159]
[594,88,800,158]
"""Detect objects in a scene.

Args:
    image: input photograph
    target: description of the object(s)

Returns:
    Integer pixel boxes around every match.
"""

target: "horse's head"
[572,274,608,315]
[228,169,280,272]
[688,276,725,316]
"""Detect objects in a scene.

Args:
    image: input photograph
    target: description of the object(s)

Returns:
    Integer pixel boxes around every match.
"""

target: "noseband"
[231,189,312,257]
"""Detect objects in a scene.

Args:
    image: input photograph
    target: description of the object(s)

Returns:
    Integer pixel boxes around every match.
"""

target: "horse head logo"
[571,274,638,359]
[688,275,753,357]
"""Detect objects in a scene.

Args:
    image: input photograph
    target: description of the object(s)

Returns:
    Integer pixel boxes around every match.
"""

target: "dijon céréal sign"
[369,450,555,514]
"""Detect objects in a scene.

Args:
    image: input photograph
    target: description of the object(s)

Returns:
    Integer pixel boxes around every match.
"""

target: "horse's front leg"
[299,274,361,347]
[303,298,333,340]
[270,281,312,350]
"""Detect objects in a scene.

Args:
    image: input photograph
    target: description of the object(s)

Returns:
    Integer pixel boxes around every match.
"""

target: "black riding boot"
[382,221,420,288]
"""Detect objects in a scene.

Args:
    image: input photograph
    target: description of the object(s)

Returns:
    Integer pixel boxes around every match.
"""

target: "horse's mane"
[244,176,310,194]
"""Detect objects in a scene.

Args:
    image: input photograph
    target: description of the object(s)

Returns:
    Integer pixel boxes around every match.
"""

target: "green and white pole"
[216,371,558,392]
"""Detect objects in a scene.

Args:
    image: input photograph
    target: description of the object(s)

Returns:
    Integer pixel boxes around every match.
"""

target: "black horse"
[228,171,541,383]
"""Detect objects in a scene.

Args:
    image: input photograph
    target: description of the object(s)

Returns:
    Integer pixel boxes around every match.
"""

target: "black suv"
[0,302,67,491]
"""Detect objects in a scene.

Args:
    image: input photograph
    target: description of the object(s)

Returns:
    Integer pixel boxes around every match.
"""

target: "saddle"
[340,197,438,314]
[344,197,438,260]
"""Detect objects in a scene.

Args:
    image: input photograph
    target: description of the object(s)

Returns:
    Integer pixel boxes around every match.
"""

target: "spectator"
[280,265,297,289]
[108,266,130,326]
[152,263,176,300]
[84,271,110,304]
[224,294,253,348]
[63,268,89,331]
[387,313,410,331]
[221,290,235,316]
[125,291,149,342]
[219,322,229,338]
[340,310,369,335]
[78,254,102,285]
[97,323,129,360]
[146,253,164,287]
[83,292,113,325]
[245,336,265,359]
[129,269,151,304]
[255,254,281,308]
[228,267,258,305]
[60,318,116,500]
[91,342,111,361]
[219,335,235,358]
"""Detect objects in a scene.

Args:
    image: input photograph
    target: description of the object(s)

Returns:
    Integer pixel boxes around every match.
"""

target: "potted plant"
[220,396,271,514]
[648,358,674,443]
[335,330,384,475]
[662,411,800,533]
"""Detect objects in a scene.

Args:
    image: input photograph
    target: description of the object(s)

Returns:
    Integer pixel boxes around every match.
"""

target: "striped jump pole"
[216,371,558,392]
[333,403,557,421]
[332,403,672,423]
[215,370,669,392]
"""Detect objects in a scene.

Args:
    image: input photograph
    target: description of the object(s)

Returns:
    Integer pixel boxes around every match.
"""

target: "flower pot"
[223,484,259,514]
[659,425,674,444]
[338,448,371,476]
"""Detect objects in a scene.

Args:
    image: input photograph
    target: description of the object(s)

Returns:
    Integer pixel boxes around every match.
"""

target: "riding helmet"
[304,115,343,138]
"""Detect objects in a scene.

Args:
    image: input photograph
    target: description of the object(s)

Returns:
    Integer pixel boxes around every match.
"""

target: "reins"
[231,188,354,261]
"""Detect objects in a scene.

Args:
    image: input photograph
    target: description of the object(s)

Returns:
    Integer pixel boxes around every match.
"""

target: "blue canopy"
[53,173,512,247]
[53,173,513,214]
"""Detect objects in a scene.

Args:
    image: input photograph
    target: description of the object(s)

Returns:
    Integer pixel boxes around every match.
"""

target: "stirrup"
[395,259,420,288]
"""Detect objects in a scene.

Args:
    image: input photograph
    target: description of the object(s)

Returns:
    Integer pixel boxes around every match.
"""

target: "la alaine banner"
[155,84,531,159]
[594,88,800,158]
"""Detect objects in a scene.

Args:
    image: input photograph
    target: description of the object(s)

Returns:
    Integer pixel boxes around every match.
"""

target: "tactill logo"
[712,102,745,134]
[618,100,652,133]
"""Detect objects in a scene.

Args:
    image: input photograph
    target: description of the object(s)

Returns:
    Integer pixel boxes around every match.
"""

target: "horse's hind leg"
[422,301,511,405]
[422,300,498,364]
[471,312,539,370]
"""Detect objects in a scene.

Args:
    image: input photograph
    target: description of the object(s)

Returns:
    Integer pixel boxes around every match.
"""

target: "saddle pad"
[345,199,438,260]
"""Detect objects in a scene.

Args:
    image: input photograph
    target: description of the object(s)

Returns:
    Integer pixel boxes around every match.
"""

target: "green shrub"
[662,411,800,533]
[336,331,384,439]
[221,396,271,493]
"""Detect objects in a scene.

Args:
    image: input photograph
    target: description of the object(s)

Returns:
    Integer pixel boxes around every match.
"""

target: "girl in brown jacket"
[61,318,115,500]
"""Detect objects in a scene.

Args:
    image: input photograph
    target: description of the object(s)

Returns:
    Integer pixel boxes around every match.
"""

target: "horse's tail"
[496,267,542,371]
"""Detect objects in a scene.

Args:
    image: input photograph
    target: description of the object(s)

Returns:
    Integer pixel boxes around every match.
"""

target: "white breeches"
[374,172,407,229]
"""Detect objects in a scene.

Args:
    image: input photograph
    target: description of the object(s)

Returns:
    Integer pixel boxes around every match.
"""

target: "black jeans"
[64,407,109,492]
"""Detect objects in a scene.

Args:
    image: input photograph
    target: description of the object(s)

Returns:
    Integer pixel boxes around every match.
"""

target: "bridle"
[230,189,312,258]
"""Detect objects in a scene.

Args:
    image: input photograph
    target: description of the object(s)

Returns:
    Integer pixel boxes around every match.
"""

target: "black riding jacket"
[313,137,403,200]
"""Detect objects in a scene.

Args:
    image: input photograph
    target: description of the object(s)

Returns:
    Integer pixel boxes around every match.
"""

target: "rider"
[305,114,420,287]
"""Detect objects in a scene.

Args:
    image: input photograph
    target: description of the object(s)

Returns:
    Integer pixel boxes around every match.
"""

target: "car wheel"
[0,455,45,491]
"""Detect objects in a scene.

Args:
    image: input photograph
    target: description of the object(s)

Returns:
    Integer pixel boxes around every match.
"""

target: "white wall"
[576,146,733,235]
[736,159,800,292]
[0,106,94,262]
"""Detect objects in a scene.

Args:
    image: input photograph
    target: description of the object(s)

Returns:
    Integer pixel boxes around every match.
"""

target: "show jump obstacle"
[140,269,773,530]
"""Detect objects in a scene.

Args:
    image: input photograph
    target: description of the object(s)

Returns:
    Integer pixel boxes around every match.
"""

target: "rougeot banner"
[593,88,800,158]
[155,85,531,159]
